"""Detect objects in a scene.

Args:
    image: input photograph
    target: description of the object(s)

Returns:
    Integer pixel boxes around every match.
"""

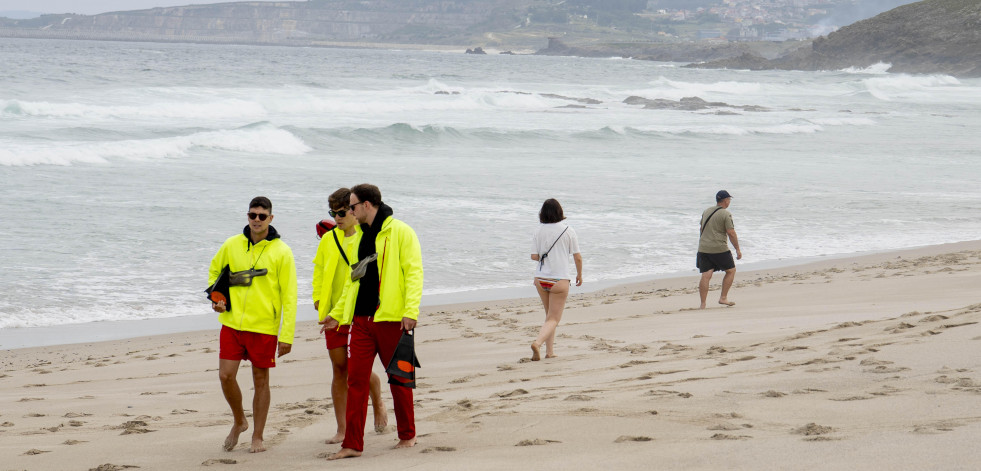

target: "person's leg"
[327,347,348,444]
[536,280,569,358]
[250,366,270,453]
[531,280,551,361]
[719,267,736,306]
[219,359,248,451]
[368,372,388,433]
[329,317,374,460]
[376,322,415,449]
[698,270,714,309]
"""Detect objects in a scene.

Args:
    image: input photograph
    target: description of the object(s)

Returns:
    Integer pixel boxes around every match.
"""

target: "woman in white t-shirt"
[529,198,583,361]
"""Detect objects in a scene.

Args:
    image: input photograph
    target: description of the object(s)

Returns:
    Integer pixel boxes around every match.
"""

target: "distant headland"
[1,0,977,77]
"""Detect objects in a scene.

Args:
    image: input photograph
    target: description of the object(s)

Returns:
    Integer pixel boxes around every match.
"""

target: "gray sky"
[1,1,289,16]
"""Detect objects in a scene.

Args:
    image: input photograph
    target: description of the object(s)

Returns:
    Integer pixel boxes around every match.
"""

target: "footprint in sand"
[710,433,751,440]
[792,423,840,441]
[24,448,51,455]
[515,439,561,446]
[64,439,87,445]
[494,389,528,398]
[202,458,238,465]
[420,446,457,453]
[89,464,140,471]
[614,436,653,443]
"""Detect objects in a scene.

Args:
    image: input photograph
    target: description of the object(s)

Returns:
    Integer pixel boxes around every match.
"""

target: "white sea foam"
[0,126,309,166]
[2,97,267,120]
[862,74,962,101]
[841,62,892,75]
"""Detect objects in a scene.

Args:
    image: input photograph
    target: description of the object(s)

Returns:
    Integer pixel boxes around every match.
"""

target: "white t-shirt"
[531,223,580,279]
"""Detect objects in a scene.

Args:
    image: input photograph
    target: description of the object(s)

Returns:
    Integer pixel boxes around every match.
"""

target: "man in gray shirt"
[697,190,742,308]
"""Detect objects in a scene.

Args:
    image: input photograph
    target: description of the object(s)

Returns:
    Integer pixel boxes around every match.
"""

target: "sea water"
[2,38,980,339]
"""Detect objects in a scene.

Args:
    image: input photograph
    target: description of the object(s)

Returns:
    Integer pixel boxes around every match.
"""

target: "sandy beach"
[2,240,980,470]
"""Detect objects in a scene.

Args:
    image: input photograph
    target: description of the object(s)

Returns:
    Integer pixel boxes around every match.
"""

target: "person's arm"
[727,228,742,260]
[400,226,424,331]
[573,253,583,286]
[277,247,297,355]
[311,237,327,312]
[209,243,227,313]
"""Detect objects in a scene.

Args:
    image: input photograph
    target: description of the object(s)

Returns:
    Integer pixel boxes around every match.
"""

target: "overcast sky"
[1,1,289,16]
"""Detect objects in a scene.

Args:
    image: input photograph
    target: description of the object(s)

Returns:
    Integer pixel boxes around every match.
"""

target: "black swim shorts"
[696,251,736,273]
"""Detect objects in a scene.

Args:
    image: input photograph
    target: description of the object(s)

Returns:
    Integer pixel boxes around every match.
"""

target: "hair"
[328,188,351,210]
[539,198,566,224]
[249,196,272,212]
[350,183,382,206]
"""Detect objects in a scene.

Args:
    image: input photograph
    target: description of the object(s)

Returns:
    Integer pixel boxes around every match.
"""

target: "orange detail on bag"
[397,360,414,373]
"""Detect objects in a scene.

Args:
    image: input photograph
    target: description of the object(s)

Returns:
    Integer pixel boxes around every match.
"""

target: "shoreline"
[3,239,978,351]
[2,238,980,469]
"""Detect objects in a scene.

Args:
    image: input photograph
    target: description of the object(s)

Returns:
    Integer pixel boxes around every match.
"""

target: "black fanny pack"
[229,268,268,286]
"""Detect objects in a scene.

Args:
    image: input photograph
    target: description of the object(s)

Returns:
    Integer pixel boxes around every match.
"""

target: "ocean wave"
[861,74,962,101]
[840,63,892,75]
[303,121,835,144]
[0,125,309,167]
[1,96,267,120]
[643,76,763,98]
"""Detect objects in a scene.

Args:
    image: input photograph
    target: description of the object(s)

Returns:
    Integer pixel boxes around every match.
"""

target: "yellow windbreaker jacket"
[312,226,361,323]
[328,216,423,325]
[209,227,297,344]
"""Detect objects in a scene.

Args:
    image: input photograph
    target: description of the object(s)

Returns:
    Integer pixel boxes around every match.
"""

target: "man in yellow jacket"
[209,196,297,454]
[324,184,423,460]
[313,187,387,445]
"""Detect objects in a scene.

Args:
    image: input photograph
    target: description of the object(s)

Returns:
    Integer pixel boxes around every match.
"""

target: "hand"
[575,274,583,286]
[314,300,319,311]
[212,300,226,313]
[277,342,292,357]
[736,249,743,260]
[319,317,339,334]
[401,318,417,331]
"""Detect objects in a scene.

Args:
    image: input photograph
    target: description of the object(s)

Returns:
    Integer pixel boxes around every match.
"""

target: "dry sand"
[2,241,981,470]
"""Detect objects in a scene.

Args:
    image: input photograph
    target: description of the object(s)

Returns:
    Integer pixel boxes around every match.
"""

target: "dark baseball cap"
[716,190,733,202]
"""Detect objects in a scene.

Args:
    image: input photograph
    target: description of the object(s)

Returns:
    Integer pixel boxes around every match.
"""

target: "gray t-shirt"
[698,205,734,254]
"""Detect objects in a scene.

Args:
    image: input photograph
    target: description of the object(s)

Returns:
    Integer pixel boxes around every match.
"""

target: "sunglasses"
[247,212,270,221]
[328,209,348,218]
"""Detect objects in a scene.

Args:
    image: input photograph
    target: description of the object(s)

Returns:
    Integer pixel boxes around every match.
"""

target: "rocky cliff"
[690,0,981,77]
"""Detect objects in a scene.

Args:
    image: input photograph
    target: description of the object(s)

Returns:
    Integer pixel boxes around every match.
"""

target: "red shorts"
[219,325,278,368]
[324,324,351,350]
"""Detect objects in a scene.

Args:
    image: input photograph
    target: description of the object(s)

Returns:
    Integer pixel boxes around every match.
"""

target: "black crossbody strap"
[539,227,569,270]
[700,207,724,235]
[331,230,351,266]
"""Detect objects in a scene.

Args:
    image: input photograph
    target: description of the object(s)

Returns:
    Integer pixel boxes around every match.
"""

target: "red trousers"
[342,316,415,451]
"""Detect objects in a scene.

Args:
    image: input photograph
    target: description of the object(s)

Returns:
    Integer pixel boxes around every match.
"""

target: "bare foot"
[373,406,389,434]
[395,437,416,449]
[249,437,266,453]
[530,342,541,361]
[325,432,345,444]
[545,353,557,359]
[327,448,362,460]
[223,422,248,451]
[699,303,707,309]
[719,299,735,306]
